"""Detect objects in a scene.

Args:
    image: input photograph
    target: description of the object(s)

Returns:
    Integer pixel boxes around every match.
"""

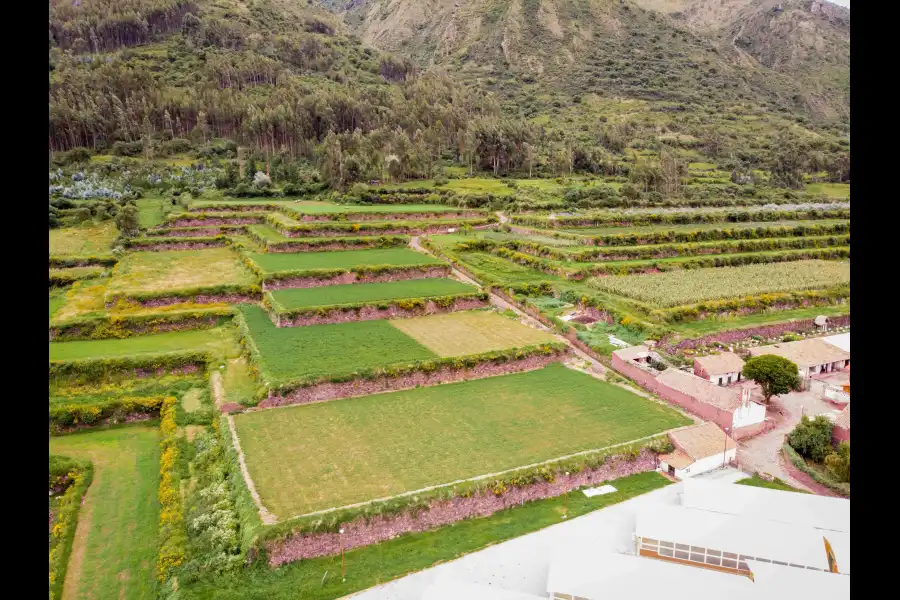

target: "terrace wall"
[275,297,489,327]
[262,266,451,290]
[257,351,568,409]
[662,315,851,352]
[611,355,732,429]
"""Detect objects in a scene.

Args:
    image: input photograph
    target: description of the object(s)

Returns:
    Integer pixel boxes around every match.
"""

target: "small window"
[660,547,674,558]
[675,550,690,560]
[722,559,737,569]
[675,543,691,551]
[690,553,704,563]
[705,555,722,566]
[707,549,721,557]
[660,541,674,549]
[723,552,738,559]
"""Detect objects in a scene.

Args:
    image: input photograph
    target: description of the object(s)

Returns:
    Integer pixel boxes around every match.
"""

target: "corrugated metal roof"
[635,505,850,572]
[823,333,850,353]
[748,338,850,368]
[694,352,745,375]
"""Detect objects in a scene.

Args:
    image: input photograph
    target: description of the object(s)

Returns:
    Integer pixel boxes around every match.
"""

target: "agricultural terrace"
[106,248,256,297]
[192,200,469,214]
[269,278,478,310]
[390,311,557,357]
[51,280,108,321]
[589,259,850,307]
[239,305,436,384]
[560,219,850,236]
[248,248,442,273]
[49,222,118,256]
[233,363,691,518]
[49,327,238,362]
[49,427,160,600]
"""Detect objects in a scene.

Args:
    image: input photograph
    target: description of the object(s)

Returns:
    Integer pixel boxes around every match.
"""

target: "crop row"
[511,208,851,228]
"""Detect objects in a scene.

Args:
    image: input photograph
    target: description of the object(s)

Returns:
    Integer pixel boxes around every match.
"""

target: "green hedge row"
[50,396,166,430]
[653,287,850,322]
[157,397,187,582]
[280,207,488,222]
[49,268,104,288]
[123,236,229,249]
[257,263,450,284]
[265,291,490,320]
[249,436,671,554]
[585,222,851,246]
[267,214,498,236]
[245,229,408,253]
[49,455,94,600]
[49,255,118,268]
[166,211,266,223]
[49,351,210,385]
[219,415,266,557]
[187,203,281,213]
[105,283,261,304]
[50,307,235,341]
[146,226,247,237]
[512,208,851,228]
[783,443,850,497]
[575,247,851,278]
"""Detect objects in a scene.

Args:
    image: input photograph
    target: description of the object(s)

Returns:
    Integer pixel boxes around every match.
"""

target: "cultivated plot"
[49,327,236,362]
[49,222,118,256]
[49,427,160,600]
[589,259,850,307]
[390,310,557,357]
[233,363,690,518]
[269,278,478,310]
[106,248,256,297]
[238,305,436,384]
[560,219,851,236]
[247,248,442,273]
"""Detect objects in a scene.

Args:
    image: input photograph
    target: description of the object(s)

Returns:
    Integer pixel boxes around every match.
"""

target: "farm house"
[748,337,850,379]
[612,345,768,439]
[693,352,745,386]
[658,422,737,479]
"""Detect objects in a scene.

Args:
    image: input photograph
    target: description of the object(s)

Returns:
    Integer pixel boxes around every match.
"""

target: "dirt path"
[226,415,278,525]
[62,452,98,600]
[210,370,225,408]
[496,210,509,224]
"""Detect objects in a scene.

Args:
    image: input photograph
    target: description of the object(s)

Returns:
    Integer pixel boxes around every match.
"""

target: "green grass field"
[107,248,256,296]
[181,472,671,600]
[49,222,118,256]
[234,364,689,518]
[589,259,850,307]
[50,288,68,319]
[248,248,441,274]
[51,280,110,322]
[735,474,808,493]
[49,427,160,600]
[50,327,237,362]
[805,182,850,199]
[136,197,178,228]
[451,251,563,285]
[270,278,478,309]
[239,305,436,384]
[668,304,850,336]
[390,310,557,357]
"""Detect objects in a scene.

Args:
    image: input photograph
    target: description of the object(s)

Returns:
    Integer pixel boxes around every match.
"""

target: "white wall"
[732,400,766,428]
[671,449,737,478]
[707,371,741,385]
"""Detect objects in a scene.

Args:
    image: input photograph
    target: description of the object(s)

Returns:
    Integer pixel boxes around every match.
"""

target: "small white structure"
[693,352,745,386]
[658,422,737,479]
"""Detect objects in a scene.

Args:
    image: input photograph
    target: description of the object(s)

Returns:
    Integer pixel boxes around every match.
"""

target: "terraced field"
[269,278,478,309]
[233,363,690,518]
[247,248,442,273]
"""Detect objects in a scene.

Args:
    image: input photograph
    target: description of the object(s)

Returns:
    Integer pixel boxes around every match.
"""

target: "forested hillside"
[49,0,850,192]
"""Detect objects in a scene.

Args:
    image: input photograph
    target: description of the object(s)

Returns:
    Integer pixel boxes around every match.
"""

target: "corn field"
[589,260,850,307]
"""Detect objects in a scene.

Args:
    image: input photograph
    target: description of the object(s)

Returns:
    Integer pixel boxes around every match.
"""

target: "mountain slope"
[631,0,849,119]
[319,0,847,123]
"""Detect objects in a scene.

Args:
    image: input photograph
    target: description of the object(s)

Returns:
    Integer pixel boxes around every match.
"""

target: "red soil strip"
[258,352,568,409]
[295,211,484,222]
[170,217,264,227]
[275,297,488,327]
[281,224,469,238]
[263,267,451,290]
[268,241,401,252]
[147,228,238,237]
[265,450,657,565]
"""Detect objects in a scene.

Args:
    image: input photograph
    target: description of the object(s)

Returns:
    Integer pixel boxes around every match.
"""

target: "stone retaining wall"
[263,266,451,290]
[275,297,488,327]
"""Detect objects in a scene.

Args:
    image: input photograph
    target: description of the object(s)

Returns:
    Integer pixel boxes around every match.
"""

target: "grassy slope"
[182,472,671,600]
[49,326,237,361]
[49,222,118,256]
[107,248,256,295]
[248,248,441,273]
[735,474,809,494]
[270,278,477,309]
[389,310,557,357]
[668,303,849,336]
[234,363,689,517]
[239,305,436,383]
[49,427,160,600]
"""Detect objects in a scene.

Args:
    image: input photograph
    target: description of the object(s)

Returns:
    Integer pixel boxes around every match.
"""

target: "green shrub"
[825,441,850,483]
[787,416,834,462]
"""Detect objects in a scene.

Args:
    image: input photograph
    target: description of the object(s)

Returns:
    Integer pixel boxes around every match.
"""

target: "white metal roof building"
[823,332,850,353]
[546,551,850,600]
[634,504,850,574]
[680,478,850,533]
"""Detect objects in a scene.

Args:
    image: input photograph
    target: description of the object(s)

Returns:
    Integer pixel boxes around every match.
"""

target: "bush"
[52,147,92,167]
[252,171,272,188]
[787,415,834,463]
[825,441,850,483]
[433,175,449,186]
